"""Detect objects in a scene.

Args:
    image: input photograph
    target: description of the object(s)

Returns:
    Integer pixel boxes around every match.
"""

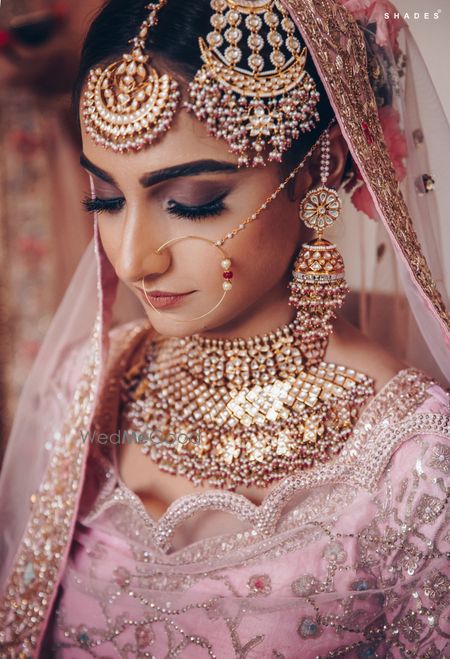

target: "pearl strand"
[215,121,334,248]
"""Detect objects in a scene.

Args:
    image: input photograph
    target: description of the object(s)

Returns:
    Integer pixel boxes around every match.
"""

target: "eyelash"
[82,196,124,214]
[166,193,227,221]
[82,193,228,221]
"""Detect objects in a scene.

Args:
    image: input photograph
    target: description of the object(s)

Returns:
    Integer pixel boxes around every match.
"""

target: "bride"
[1,0,449,656]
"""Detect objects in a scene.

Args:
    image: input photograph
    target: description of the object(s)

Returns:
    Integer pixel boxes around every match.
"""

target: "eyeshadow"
[90,174,123,199]
[156,179,234,207]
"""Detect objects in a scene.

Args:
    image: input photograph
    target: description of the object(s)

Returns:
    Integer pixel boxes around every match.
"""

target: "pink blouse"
[46,369,450,657]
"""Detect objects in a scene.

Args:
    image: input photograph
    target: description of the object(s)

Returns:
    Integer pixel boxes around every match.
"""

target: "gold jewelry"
[82,1,180,152]
[121,321,375,489]
[289,129,348,367]
[141,236,234,322]
[186,0,321,167]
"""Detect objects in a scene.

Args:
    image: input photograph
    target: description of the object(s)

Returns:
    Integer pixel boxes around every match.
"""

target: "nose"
[114,208,171,284]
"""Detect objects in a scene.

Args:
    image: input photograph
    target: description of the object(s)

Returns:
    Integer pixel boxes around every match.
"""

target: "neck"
[196,277,298,340]
[194,278,345,359]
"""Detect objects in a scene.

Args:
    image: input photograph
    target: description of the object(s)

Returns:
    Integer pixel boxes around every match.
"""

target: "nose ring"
[141,235,234,322]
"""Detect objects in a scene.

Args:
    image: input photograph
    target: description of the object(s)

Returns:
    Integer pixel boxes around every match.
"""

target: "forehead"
[79,101,240,183]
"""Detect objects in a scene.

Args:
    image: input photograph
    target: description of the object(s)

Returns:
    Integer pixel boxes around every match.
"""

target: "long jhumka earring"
[82,1,180,151]
[289,129,348,367]
[186,0,321,166]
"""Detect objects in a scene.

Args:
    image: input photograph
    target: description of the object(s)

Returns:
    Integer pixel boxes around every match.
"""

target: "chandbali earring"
[82,1,180,152]
[289,129,348,367]
[186,0,320,167]
[141,235,234,322]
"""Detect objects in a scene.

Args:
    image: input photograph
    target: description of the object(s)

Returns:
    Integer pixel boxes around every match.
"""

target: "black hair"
[73,0,337,174]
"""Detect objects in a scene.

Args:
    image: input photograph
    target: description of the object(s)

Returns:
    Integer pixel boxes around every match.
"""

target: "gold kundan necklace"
[120,320,375,489]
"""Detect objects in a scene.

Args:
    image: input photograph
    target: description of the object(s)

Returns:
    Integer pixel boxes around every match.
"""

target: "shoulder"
[397,382,449,445]
[327,317,410,393]
[95,319,156,404]
[376,378,450,490]
[385,395,449,538]
[326,318,449,439]
[109,317,152,346]
[352,375,450,539]
[349,367,449,490]
[107,318,155,370]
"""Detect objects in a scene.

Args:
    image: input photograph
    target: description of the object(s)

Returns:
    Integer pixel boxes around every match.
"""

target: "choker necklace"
[120,320,375,489]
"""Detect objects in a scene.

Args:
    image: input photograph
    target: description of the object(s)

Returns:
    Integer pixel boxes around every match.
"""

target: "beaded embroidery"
[49,373,449,657]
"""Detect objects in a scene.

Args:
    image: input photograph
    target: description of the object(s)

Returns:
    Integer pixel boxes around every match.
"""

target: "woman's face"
[80,95,324,338]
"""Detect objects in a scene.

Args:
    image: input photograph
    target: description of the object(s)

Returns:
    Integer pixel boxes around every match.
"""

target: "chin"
[143,311,211,338]
[140,293,237,337]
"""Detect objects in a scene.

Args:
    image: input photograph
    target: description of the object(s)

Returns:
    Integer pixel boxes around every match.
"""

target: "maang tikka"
[82,0,321,167]
[186,0,321,167]
[289,128,348,367]
[82,1,181,152]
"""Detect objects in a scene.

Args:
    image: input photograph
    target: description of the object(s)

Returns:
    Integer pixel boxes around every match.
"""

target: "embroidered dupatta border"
[286,0,449,331]
[0,317,101,657]
[0,321,149,657]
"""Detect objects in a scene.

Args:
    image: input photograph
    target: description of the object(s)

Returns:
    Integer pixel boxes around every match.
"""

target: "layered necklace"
[120,320,375,490]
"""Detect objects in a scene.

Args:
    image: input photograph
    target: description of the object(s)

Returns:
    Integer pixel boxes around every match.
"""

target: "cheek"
[232,201,300,288]
[97,216,121,262]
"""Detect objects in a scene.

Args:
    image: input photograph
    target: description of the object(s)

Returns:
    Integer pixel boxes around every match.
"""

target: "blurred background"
[396,0,450,121]
[0,0,101,451]
[0,0,449,453]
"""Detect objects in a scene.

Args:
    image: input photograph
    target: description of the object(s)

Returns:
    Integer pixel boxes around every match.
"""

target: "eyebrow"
[80,153,117,184]
[79,154,239,188]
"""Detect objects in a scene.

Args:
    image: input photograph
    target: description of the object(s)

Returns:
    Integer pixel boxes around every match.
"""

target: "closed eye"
[82,196,125,214]
[166,192,228,221]
[82,192,229,220]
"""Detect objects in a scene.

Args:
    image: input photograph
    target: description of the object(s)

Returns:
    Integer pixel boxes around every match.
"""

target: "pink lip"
[138,288,195,310]
[147,290,191,298]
